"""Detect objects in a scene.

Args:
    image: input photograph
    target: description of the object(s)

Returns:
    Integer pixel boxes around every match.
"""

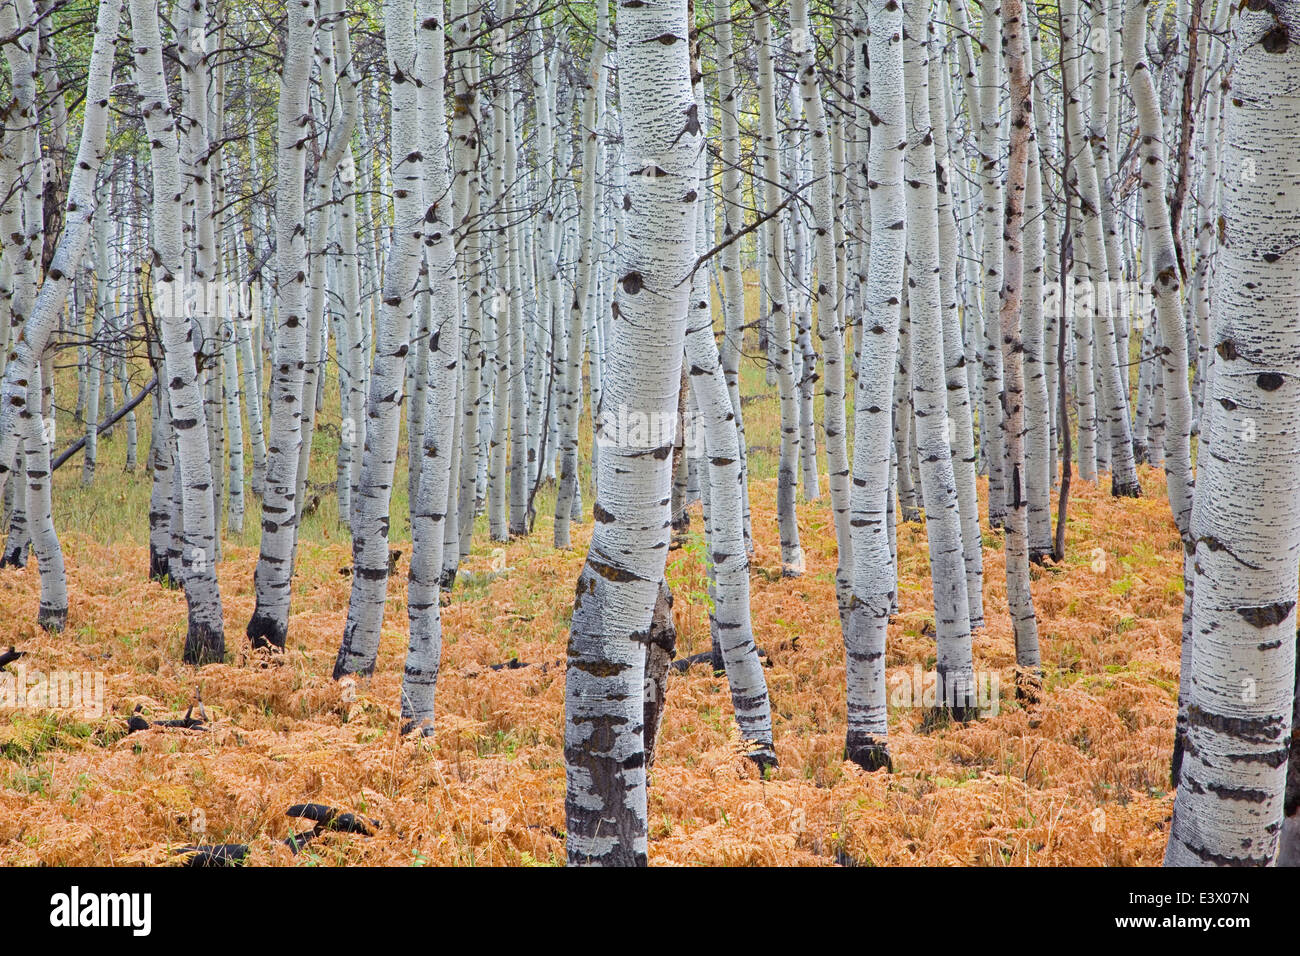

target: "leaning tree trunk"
[0,0,121,519]
[564,0,697,866]
[686,22,775,765]
[1165,0,1300,867]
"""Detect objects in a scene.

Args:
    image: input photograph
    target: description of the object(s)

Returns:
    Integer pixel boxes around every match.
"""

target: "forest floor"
[0,287,1184,864]
[0,463,1183,865]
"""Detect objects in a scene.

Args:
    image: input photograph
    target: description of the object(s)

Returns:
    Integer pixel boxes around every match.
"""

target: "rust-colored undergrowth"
[0,464,1181,865]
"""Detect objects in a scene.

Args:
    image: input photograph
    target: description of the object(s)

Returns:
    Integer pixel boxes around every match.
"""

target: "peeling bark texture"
[641,580,676,773]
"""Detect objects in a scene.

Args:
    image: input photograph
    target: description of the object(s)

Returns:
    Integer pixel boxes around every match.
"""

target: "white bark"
[1165,1,1300,867]
[999,0,1042,681]
[755,1,804,576]
[0,0,122,512]
[903,0,976,715]
[128,0,225,664]
[842,0,904,773]
[928,41,984,629]
[402,0,459,735]
[334,0,421,679]
[792,0,850,607]
[564,0,697,866]
[248,0,315,650]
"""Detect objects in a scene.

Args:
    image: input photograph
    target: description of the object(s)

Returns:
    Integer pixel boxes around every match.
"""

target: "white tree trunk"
[333,0,421,679]
[564,0,697,865]
[999,0,1042,683]
[793,0,851,608]
[248,0,315,650]
[128,0,225,663]
[402,0,459,734]
[0,0,121,515]
[842,0,904,773]
[755,2,804,576]
[1165,0,1300,867]
[903,0,976,716]
[928,41,984,629]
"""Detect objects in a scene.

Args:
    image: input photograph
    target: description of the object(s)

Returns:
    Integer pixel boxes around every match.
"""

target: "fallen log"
[51,374,157,473]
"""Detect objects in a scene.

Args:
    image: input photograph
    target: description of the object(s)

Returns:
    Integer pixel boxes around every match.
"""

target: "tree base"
[1111,478,1142,499]
[781,547,806,578]
[920,703,980,733]
[845,733,893,773]
[148,546,170,583]
[246,612,286,652]
[1014,667,1044,705]
[400,717,436,738]
[744,745,779,776]
[185,622,225,665]
[37,605,67,633]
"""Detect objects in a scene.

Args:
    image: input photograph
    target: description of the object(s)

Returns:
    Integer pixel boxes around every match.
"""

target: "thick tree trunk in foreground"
[1166,0,1300,867]
[564,0,696,866]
